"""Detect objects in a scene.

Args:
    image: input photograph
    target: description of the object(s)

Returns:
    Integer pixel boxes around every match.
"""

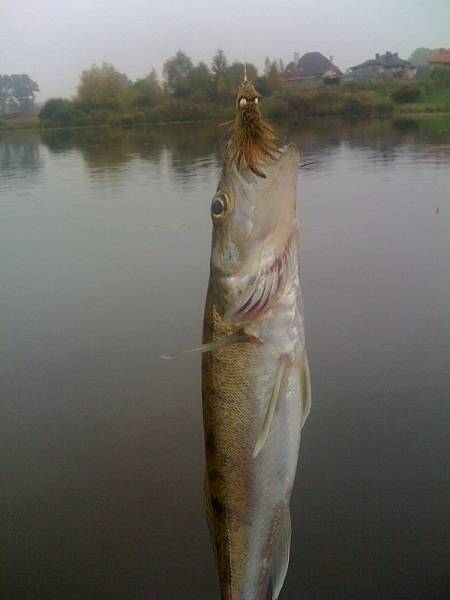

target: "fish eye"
[211,192,233,223]
[211,198,224,215]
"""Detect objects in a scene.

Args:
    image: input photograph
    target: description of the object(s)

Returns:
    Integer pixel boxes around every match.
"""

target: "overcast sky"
[2,0,449,101]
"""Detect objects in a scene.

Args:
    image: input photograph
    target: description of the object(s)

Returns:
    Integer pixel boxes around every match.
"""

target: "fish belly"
[202,302,302,600]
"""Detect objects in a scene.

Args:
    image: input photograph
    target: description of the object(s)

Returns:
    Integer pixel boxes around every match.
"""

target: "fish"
[201,81,311,600]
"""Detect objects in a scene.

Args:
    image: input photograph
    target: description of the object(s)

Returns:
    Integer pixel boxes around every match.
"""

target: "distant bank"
[1,80,449,132]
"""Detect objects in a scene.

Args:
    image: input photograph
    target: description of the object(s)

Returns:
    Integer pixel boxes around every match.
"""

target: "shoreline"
[1,111,449,134]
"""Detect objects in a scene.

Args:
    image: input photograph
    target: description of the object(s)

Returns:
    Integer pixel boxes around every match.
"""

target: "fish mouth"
[270,143,300,174]
[229,143,299,188]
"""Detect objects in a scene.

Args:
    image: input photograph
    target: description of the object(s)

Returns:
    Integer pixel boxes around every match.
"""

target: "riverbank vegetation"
[1,51,449,131]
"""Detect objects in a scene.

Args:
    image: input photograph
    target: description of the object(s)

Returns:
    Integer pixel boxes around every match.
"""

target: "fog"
[2,0,449,100]
[0,0,449,101]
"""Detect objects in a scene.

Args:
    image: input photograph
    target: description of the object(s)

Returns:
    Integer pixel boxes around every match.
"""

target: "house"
[350,52,416,80]
[428,49,450,68]
[282,52,342,86]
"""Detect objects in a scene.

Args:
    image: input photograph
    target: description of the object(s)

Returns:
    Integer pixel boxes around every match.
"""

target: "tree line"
[39,50,285,126]
[3,47,448,128]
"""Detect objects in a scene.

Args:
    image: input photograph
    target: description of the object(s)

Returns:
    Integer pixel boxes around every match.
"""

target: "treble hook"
[244,63,247,83]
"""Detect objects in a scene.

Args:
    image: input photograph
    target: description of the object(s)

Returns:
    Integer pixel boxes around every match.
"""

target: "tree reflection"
[40,123,223,177]
[19,115,450,181]
[280,116,450,169]
[0,132,42,174]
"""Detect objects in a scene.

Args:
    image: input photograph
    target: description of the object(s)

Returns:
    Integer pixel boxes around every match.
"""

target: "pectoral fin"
[300,350,311,427]
[161,333,261,359]
[253,354,290,458]
[270,504,292,600]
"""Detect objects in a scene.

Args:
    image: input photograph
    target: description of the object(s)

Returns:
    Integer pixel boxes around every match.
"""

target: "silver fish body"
[202,145,310,600]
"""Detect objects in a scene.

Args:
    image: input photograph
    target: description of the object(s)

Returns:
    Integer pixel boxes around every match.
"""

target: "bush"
[340,96,369,115]
[374,99,394,115]
[264,94,289,120]
[391,84,422,104]
[392,117,420,131]
[40,98,77,126]
[428,66,450,84]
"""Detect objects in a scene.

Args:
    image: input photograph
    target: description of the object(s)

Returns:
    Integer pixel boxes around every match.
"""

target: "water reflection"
[0,132,42,176]
[1,117,448,186]
[284,117,450,169]
[40,123,222,177]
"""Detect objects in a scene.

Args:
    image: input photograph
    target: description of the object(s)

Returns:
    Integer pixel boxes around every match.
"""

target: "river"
[1,117,449,599]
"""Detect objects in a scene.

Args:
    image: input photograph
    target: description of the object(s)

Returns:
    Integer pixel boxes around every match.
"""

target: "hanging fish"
[201,80,311,599]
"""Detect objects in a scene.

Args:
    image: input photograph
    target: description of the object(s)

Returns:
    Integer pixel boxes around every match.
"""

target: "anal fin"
[253,354,290,458]
[271,505,292,600]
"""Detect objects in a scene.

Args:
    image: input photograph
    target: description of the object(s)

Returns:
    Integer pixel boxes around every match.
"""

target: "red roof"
[429,50,450,64]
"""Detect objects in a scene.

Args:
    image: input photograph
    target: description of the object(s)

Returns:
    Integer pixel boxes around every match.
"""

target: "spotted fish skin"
[202,145,310,600]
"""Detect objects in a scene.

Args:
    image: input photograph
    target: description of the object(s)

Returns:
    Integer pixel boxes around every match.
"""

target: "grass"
[396,86,450,114]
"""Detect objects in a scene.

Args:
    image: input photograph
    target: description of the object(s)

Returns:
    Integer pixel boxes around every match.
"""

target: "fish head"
[209,144,300,322]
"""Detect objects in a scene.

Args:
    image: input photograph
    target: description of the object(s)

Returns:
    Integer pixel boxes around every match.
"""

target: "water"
[1,119,449,599]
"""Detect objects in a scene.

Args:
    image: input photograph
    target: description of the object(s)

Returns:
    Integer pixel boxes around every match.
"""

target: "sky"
[2,0,449,101]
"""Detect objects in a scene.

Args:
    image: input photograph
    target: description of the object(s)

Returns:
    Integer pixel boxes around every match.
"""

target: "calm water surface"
[1,119,449,599]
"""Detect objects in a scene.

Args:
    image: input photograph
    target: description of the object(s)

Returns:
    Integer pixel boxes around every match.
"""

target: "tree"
[266,61,282,94]
[0,74,39,115]
[211,49,229,101]
[224,62,258,96]
[409,48,445,65]
[40,98,76,126]
[186,62,213,101]
[133,69,163,107]
[428,65,450,83]
[163,50,193,97]
[211,49,227,79]
[76,63,131,111]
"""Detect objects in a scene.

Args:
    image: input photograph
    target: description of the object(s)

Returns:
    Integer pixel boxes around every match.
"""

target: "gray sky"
[2,0,449,101]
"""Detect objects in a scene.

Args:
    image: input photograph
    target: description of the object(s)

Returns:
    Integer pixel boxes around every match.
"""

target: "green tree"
[428,65,450,83]
[40,98,76,125]
[0,74,39,115]
[133,69,163,107]
[163,50,193,97]
[409,48,445,65]
[211,49,229,101]
[186,62,213,101]
[224,62,258,97]
[266,61,282,94]
[77,63,131,111]
[211,49,227,79]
